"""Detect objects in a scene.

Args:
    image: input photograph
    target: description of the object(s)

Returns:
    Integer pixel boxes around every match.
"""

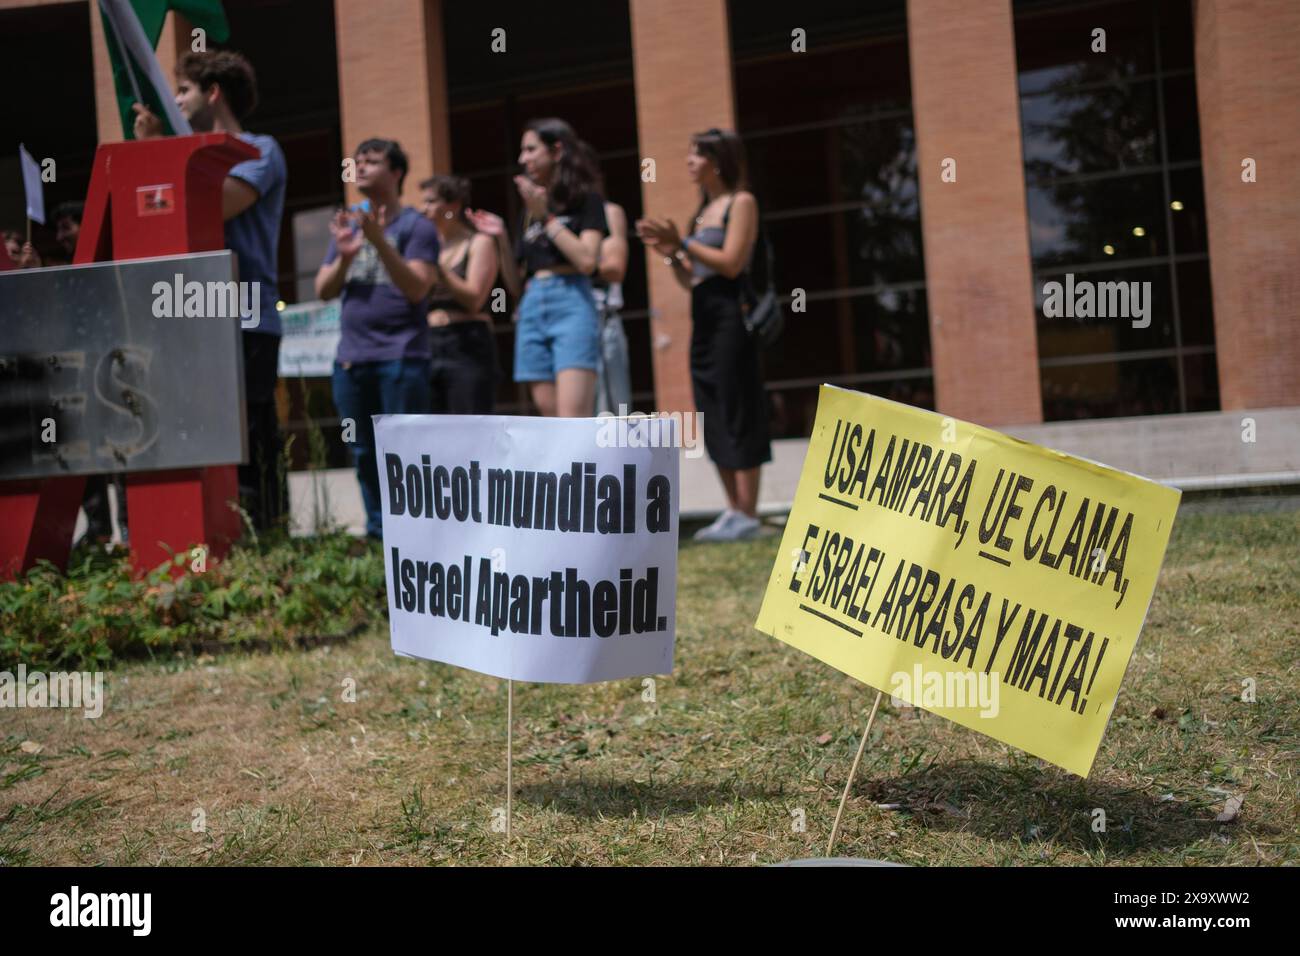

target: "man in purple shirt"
[316,139,440,539]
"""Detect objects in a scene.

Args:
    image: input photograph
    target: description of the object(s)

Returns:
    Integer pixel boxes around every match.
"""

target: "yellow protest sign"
[756,385,1181,777]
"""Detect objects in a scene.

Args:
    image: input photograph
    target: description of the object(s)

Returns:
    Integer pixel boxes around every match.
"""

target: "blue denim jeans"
[331,359,431,538]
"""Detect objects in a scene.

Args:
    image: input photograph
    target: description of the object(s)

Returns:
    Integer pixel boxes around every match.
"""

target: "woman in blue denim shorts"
[470,118,607,417]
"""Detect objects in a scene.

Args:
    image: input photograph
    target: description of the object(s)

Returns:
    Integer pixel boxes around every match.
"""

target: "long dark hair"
[524,117,600,212]
[691,127,748,205]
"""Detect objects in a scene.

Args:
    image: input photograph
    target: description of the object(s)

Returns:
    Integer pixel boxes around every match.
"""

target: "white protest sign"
[277,299,340,377]
[375,414,679,684]
[19,145,44,224]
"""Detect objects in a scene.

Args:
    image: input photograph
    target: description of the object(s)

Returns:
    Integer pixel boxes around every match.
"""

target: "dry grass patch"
[2,507,1296,865]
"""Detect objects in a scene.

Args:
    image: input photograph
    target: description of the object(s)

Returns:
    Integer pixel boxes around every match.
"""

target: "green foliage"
[0,533,385,671]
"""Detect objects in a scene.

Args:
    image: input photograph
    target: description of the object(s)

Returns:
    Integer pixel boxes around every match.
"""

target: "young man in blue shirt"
[135,50,288,533]
[315,139,440,540]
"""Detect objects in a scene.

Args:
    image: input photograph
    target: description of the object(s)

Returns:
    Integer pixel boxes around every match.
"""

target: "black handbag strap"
[721,198,775,294]
[760,225,775,294]
[721,200,775,304]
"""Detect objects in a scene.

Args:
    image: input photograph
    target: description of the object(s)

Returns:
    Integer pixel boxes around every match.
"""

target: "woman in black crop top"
[419,174,500,413]
[637,128,772,541]
[471,118,607,418]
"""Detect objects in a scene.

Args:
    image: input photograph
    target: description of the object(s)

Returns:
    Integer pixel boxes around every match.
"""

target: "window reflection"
[734,2,928,437]
[1016,0,1218,419]
[1027,173,1169,267]
[1035,265,1175,357]
[1015,0,1156,96]
[763,290,930,384]
[1022,81,1159,179]
[1041,357,1181,420]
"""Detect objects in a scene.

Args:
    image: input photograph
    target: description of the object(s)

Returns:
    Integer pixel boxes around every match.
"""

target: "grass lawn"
[1,505,1296,866]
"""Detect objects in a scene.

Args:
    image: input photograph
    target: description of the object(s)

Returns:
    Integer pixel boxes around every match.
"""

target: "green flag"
[99,0,230,140]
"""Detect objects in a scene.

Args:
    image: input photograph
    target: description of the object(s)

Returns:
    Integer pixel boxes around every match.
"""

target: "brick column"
[158,12,190,75]
[629,0,736,415]
[907,0,1042,426]
[334,0,452,206]
[1195,0,1300,409]
[89,0,118,144]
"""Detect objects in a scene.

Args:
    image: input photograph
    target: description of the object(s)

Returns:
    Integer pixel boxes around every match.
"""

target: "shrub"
[0,532,386,671]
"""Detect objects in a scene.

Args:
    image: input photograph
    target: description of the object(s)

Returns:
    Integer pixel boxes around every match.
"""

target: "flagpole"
[100,0,145,110]
[826,689,884,857]
[99,0,192,137]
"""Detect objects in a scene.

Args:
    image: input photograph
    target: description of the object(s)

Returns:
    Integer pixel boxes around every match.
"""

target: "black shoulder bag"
[724,201,784,347]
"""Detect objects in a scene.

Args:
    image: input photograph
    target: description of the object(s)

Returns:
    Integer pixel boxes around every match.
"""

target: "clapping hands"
[465,208,505,237]
[635,217,682,256]
[354,203,388,243]
[513,175,549,220]
[329,209,364,257]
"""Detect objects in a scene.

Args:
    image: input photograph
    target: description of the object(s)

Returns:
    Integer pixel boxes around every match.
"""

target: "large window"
[214,0,347,470]
[222,0,344,308]
[1015,0,1217,420]
[730,0,931,439]
[445,1,648,415]
[0,2,98,266]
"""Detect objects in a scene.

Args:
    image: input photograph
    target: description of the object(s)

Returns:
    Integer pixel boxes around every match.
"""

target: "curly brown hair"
[176,50,259,120]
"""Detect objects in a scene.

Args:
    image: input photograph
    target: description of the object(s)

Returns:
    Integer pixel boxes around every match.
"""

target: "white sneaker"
[714,512,761,541]
[694,509,739,541]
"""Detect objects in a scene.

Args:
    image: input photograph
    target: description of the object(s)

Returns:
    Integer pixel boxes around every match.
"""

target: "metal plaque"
[0,251,247,480]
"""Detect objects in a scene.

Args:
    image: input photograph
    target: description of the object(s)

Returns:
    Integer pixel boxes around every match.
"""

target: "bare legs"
[529,381,557,417]
[717,466,761,517]
[529,367,597,418]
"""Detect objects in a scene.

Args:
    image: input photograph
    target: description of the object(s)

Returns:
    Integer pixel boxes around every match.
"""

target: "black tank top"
[427,240,472,312]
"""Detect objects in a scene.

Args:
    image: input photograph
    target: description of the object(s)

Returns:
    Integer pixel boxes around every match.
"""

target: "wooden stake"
[506,678,513,842]
[826,689,884,857]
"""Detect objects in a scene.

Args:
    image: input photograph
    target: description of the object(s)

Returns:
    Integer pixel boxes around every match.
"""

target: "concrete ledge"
[287,407,1300,532]
[681,406,1300,517]
[1002,407,1300,487]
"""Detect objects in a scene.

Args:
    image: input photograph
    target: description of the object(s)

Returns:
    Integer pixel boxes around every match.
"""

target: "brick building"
[2,0,1296,493]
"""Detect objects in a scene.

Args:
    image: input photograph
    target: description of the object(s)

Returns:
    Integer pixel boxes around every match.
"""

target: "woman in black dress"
[637,128,771,541]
